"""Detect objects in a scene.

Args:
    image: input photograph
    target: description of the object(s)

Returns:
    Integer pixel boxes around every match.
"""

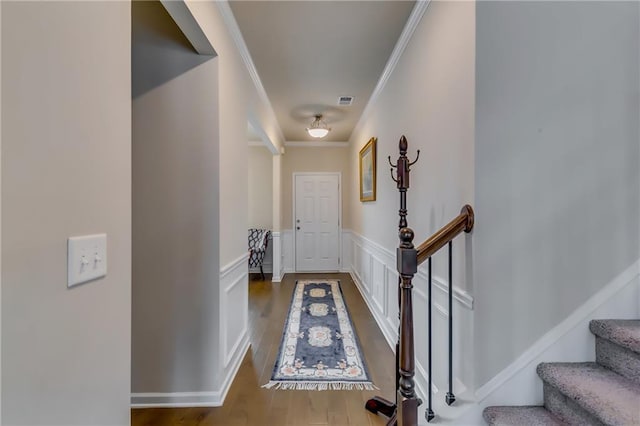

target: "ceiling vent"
[337,96,354,106]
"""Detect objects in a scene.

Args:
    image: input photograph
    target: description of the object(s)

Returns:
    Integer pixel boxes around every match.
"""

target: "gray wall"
[175,1,254,269]
[131,1,220,394]
[248,145,273,229]
[347,0,476,393]
[348,0,475,287]
[1,1,131,424]
[474,1,640,388]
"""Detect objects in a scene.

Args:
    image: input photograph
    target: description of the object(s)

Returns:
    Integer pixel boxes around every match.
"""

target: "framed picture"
[359,137,377,202]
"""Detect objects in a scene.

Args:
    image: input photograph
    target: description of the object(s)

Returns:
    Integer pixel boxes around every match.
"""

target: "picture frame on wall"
[359,137,377,202]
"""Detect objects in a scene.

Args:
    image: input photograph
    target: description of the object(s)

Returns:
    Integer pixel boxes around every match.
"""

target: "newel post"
[397,227,419,425]
[392,136,421,426]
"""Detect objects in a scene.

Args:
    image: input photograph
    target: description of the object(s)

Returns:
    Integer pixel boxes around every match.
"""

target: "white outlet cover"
[67,234,107,287]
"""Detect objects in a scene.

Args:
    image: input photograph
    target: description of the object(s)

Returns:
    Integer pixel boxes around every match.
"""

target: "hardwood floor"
[131,273,395,425]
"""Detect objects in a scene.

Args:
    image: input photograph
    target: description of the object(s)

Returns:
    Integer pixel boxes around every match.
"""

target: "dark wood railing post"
[397,227,419,426]
[365,135,421,426]
[365,135,474,426]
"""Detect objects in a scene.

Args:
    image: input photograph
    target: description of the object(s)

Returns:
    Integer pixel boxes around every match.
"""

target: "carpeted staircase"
[483,319,640,425]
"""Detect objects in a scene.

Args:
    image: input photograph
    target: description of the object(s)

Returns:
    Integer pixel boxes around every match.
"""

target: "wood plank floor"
[131,273,395,425]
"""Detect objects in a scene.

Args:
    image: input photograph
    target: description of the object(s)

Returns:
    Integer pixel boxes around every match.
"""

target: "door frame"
[292,172,342,272]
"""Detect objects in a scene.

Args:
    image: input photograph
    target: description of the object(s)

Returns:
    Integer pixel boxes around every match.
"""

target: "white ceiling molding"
[349,0,431,143]
[216,1,286,150]
[248,141,278,153]
[160,0,216,55]
[285,141,349,148]
[248,141,265,147]
[248,112,279,155]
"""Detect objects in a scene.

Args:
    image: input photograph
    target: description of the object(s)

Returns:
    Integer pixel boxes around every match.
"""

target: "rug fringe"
[261,381,379,391]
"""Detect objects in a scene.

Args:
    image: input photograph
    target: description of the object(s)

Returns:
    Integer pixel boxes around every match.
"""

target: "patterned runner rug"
[263,279,377,391]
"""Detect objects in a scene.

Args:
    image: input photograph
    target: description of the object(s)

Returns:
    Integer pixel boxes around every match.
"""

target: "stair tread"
[483,406,566,425]
[590,319,640,354]
[537,362,640,425]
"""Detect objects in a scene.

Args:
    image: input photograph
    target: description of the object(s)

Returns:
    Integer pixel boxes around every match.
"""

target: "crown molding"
[216,1,286,149]
[349,0,431,142]
[285,141,349,148]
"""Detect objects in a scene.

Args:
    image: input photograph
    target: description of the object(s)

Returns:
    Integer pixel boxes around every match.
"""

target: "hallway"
[131,273,395,425]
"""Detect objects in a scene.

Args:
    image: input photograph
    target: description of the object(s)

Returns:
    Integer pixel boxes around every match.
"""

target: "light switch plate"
[67,234,107,287]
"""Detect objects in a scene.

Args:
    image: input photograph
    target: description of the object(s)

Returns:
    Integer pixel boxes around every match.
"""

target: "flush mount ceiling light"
[306,114,331,139]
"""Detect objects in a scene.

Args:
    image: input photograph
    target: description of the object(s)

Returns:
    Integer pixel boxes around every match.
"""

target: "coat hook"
[409,149,421,168]
[390,168,399,183]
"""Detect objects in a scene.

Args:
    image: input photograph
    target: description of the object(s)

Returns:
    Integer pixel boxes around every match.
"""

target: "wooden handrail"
[416,205,474,265]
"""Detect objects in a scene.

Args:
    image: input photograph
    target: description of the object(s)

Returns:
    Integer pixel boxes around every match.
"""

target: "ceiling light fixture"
[306,114,331,139]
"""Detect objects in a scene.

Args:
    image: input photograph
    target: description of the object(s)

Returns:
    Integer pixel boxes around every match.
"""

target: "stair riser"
[595,337,640,385]
[543,383,605,426]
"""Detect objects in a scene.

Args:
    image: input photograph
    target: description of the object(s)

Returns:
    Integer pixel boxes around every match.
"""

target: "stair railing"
[419,205,474,422]
[365,136,474,426]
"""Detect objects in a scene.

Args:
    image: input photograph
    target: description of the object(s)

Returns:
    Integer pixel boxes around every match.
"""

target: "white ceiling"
[230,1,415,142]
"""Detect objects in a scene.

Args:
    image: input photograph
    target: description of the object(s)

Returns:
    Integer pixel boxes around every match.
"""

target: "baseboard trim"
[131,337,250,408]
[219,335,251,405]
[249,264,273,274]
[131,392,222,408]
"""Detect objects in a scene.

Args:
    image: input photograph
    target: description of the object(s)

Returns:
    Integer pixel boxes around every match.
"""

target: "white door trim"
[292,172,342,272]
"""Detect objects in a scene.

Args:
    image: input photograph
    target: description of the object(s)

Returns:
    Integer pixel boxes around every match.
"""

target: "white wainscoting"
[272,231,283,282]
[282,229,294,273]
[343,230,475,410]
[218,252,251,405]
[340,231,352,273]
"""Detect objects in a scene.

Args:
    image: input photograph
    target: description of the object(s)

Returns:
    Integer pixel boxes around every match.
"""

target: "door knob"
[296,227,300,230]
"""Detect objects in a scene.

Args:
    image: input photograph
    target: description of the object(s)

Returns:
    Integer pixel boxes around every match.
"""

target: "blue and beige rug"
[263,279,377,391]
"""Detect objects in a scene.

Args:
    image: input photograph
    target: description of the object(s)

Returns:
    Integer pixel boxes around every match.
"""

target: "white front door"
[294,174,340,271]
